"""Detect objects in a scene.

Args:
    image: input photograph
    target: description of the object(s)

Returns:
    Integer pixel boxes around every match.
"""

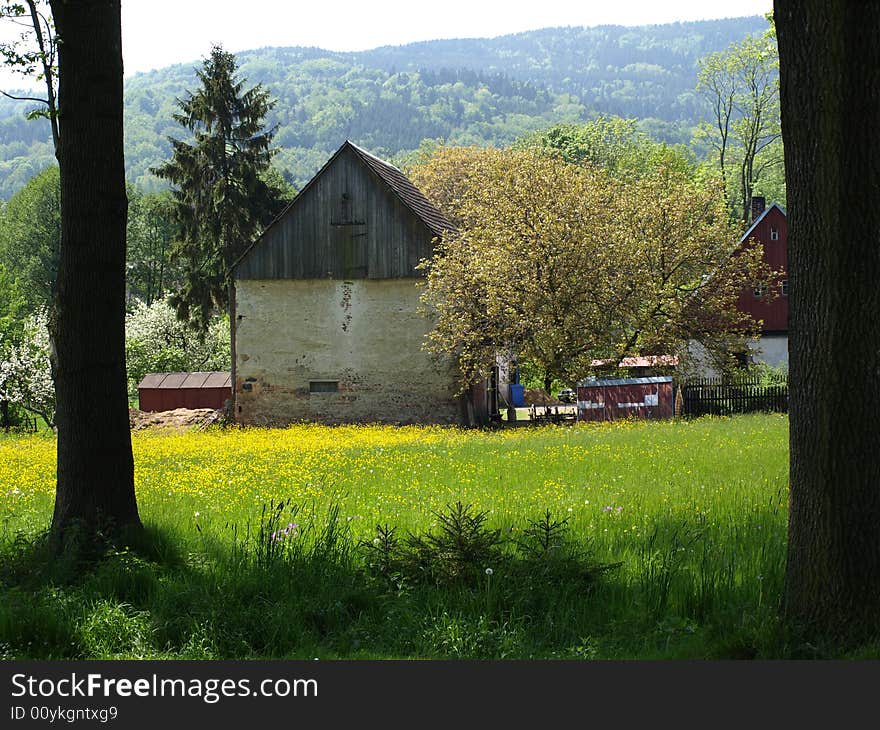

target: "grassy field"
[1,413,865,659]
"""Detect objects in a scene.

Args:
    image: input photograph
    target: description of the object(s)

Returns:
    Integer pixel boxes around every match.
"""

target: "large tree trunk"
[776,1,880,634]
[49,0,140,541]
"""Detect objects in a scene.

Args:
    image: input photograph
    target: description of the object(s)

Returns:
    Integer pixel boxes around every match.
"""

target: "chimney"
[751,196,766,222]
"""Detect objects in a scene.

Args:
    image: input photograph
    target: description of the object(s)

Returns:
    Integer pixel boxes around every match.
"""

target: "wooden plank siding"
[735,202,789,334]
[235,142,448,281]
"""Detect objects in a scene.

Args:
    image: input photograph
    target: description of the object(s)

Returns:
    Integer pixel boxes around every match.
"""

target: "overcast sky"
[120,0,772,75]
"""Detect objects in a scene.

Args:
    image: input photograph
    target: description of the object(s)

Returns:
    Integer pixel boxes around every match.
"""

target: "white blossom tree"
[0,308,55,426]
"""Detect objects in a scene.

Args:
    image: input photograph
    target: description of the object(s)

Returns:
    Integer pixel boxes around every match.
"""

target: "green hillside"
[0,16,766,197]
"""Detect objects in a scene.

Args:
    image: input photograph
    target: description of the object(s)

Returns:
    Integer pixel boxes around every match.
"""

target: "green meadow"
[2,413,866,659]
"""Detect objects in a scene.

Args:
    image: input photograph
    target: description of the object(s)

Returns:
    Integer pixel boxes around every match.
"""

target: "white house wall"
[234,278,464,425]
[681,336,789,378]
[747,335,789,369]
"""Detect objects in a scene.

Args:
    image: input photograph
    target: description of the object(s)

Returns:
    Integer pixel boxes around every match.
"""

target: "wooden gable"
[736,203,788,334]
[234,141,453,280]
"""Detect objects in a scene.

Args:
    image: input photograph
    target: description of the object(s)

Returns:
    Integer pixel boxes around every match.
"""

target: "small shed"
[576,376,673,422]
[137,371,231,412]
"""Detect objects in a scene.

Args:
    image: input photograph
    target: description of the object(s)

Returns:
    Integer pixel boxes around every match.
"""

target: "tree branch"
[0,89,48,104]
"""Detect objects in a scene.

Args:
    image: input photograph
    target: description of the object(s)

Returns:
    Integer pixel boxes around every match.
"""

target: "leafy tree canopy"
[694,14,782,223]
[515,115,695,178]
[411,146,772,390]
[125,187,182,307]
[0,163,59,312]
[0,306,54,426]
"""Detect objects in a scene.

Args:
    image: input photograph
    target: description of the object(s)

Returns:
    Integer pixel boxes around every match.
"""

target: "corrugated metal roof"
[577,376,673,387]
[203,372,232,388]
[158,373,188,389]
[137,372,231,390]
[138,373,167,389]
[590,355,679,368]
[347,141,455,238]
[180,372,209,388]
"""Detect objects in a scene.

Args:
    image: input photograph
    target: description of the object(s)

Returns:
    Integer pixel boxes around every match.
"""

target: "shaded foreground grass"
[0,414,873,658]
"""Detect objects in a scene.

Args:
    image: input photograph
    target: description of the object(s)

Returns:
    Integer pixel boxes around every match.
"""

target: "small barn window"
[309,381,339,393]
[781,279,789,296]
[770,227,779,241]
[753,284,767,298]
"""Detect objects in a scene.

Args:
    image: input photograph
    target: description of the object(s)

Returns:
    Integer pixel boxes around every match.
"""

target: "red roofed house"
[736,196,788,368]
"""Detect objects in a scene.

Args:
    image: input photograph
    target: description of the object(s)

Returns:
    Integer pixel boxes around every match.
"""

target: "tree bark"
[49,0,140,541]
[776,0,880,635]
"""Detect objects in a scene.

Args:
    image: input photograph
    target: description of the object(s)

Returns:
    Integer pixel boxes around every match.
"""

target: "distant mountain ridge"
[0,15,767,198]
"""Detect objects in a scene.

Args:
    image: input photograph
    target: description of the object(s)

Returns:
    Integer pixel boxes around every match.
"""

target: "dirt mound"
[129,407,224,431]
[523,388,561,406]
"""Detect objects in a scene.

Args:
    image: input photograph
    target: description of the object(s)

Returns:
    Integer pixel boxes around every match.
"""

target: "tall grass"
[1,413,861,659]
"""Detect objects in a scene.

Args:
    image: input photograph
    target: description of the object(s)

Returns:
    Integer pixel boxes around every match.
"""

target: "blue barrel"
[510,383,525,407]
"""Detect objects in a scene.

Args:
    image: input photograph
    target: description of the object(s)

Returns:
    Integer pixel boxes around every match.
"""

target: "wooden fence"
[678,377,788,417]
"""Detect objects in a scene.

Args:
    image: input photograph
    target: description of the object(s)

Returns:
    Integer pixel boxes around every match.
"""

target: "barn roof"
[138,372,231,390]
[346,141,454,238]
[232,140,454,274]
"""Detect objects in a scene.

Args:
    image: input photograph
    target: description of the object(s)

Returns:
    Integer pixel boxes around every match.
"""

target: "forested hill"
[0,15,766,198]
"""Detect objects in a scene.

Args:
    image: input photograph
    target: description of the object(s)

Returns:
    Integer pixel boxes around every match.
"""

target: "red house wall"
[737,205,788,333]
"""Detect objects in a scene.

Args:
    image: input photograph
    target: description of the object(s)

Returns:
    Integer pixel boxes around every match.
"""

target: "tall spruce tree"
[154,45,285,331]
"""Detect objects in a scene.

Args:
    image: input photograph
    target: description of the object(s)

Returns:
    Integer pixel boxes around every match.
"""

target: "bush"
[361,502,619,593]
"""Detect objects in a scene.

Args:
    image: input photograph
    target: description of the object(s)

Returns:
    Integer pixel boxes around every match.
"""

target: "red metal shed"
[137,371,231,412]
[576,376,673,422]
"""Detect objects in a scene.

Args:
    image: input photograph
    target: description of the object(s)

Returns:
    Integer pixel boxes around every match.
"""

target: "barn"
[231,140,495,426]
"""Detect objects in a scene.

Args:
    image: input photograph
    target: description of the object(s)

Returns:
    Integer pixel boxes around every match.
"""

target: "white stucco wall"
[234,278,465,425]
[681,335,789,378]
[747,335,789,369]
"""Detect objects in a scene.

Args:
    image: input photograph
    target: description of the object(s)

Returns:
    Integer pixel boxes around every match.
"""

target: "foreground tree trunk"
[776,1,880,635]
[49,0,140,541]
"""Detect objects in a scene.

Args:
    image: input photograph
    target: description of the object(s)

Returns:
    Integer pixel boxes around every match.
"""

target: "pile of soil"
[523,388,561,406]
[128,407,224,431]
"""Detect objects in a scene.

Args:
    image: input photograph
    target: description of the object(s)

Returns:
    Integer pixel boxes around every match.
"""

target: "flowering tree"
[411,146,771,391]
[0,308,55,426]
